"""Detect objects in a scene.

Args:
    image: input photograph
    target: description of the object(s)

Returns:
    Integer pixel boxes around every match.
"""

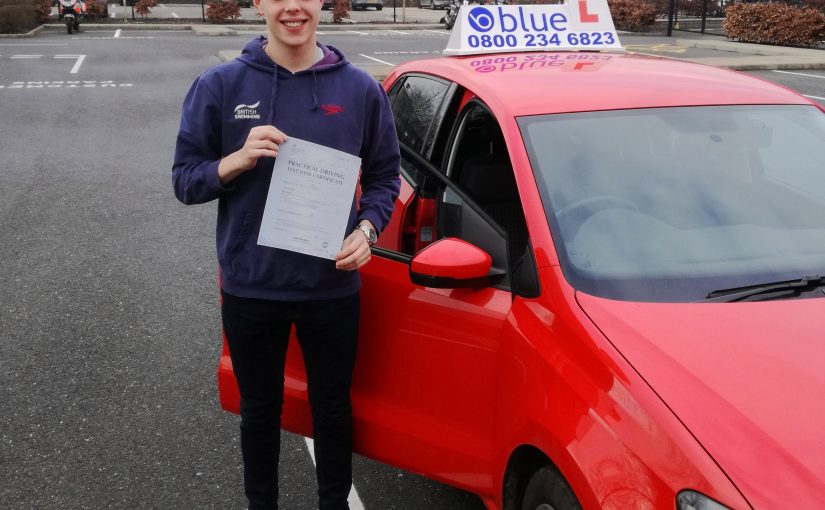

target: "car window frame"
[387,73,457,167]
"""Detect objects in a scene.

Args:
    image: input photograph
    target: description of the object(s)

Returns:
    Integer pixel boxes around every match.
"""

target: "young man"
[171,0,401,507]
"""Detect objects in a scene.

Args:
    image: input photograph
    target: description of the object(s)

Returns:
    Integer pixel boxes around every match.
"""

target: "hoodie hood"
[238,36,346,72]
[237,37,347,112]
[576,293,825,509]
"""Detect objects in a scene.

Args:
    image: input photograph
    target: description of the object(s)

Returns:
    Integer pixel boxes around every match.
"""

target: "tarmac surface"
[28,17,825,79]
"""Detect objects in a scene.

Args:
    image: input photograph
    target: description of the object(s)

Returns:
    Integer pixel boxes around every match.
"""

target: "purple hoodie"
[173,38,401,301]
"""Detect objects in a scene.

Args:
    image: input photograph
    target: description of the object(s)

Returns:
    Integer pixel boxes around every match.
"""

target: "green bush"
[608,0,656,31]
[724,2,825,47]
[0,0,40,34]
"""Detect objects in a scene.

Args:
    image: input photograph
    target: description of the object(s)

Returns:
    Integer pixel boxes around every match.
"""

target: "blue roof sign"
[444,0,624,55]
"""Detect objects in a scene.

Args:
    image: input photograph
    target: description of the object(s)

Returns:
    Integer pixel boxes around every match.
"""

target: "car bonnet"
[575,293,825,509]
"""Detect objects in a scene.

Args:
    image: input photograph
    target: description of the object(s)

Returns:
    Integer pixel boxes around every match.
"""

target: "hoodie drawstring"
[311,71,319,111]
[267,68,278,125]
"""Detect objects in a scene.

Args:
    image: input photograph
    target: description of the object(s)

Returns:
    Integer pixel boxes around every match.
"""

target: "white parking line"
[772,70,825,80]
[172,12,180,18]
[347,30,369,35]
[55,54,86,74]
[11,55,42,58]
[0,43,67,46]
[72,36,156,39]
[360,54,393,65]
[374,50,440,54]
[114,29,121,38]
[387,29,408,35]
[304,437,365,510]
[423,29,447,34]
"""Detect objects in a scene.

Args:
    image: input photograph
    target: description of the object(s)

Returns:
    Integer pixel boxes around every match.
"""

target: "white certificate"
[257,137,361,260]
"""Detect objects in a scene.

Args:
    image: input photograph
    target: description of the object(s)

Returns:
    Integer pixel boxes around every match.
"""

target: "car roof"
[390,51,812,117]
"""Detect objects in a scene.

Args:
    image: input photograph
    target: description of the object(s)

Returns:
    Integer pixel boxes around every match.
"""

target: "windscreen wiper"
[703,275,824,303]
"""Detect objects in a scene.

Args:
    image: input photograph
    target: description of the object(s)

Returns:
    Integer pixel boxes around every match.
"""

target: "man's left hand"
[335,227,372,271]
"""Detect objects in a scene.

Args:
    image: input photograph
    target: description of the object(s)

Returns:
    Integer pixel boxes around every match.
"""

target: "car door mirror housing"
[410,238,505,288]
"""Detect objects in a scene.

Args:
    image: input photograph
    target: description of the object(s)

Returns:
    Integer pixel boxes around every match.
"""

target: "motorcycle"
[58,0,86,34]
[441,0,461,30]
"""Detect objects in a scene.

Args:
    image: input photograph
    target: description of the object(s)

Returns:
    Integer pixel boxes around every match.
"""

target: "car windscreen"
[519,105,825,302]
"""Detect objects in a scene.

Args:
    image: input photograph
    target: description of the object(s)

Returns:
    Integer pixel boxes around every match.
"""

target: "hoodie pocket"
[227,210,260,271]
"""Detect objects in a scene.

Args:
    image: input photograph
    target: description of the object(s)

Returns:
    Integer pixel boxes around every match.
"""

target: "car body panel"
[218,50,825,510]
[576,294,825,509]
[385,52,810,118]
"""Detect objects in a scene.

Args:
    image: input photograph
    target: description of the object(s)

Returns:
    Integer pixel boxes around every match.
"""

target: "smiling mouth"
[282,20,306,28]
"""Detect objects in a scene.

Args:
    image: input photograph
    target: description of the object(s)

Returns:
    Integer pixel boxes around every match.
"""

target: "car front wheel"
[521,465,581,510]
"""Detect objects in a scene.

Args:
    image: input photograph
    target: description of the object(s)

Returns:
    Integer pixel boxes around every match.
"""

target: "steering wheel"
[555,196,639,239]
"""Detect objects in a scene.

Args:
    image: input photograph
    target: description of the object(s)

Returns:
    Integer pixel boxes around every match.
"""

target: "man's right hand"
[218,125,288,185]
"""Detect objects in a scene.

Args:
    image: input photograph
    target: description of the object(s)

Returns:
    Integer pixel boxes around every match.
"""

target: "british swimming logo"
[234,101,261,120]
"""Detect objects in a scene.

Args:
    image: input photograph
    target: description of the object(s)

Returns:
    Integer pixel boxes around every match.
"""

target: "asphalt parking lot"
[0,27,486,510]
[1,17,824,509]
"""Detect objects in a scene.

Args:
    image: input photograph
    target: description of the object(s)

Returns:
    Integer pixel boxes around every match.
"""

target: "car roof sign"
[443,0,623,55]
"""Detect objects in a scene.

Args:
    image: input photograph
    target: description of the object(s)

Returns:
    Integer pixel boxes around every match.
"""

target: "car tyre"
[521,465,581,510]
[376,4,382,9]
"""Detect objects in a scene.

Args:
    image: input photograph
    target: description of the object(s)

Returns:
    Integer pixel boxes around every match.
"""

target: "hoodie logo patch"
[320,104,345,116]
[234,101,261,120]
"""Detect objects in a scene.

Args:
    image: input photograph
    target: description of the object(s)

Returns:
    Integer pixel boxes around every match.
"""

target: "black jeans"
[221,290,360,510]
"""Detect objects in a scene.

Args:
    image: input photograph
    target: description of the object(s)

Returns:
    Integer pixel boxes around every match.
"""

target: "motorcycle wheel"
[66,18,73,34]
[74,20,80,31]
[445,16,455,29]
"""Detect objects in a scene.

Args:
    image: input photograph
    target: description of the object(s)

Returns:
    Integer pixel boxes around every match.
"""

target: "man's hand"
[218,125,287,185]
[335,225,373,271]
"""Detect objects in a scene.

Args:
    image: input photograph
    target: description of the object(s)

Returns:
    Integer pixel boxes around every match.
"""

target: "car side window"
[383,82,538,295]
[447,103,530,273]
[399,146,512,289]
[389,75,452,162]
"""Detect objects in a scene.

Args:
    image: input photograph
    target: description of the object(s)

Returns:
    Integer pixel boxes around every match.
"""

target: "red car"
[218,43,825,510]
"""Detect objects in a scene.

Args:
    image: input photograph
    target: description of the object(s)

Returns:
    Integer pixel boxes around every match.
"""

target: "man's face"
[254,0,324,52]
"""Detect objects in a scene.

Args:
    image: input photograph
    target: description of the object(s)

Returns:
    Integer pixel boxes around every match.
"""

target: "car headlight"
[677,490,731,510]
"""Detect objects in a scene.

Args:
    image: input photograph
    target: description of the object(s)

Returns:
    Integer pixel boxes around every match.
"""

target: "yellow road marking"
[624,44,688,54]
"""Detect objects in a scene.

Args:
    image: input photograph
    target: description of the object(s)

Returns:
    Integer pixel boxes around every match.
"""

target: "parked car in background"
[322,0,384,10]
[418,0,450,9]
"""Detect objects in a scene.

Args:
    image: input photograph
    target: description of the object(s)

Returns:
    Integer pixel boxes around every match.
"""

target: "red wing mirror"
[409,237,504,288]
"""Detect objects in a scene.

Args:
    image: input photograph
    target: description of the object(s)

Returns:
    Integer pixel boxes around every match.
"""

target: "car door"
[352,74,539,492]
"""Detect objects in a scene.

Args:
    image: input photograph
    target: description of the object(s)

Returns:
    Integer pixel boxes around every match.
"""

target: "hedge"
[0,0,40,34]
[724,2,825,47]
[608,0,656,31]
